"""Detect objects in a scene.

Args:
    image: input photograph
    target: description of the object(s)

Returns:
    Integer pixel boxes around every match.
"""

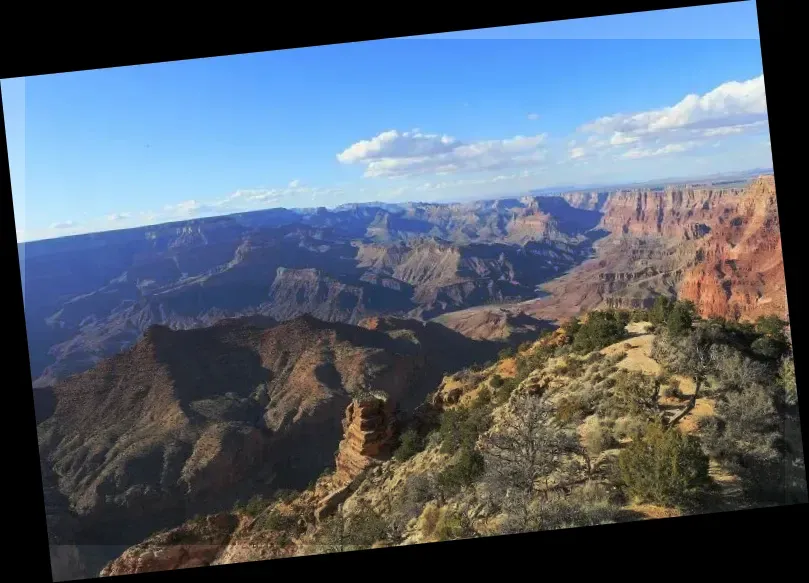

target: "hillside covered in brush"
[99,302,806,576]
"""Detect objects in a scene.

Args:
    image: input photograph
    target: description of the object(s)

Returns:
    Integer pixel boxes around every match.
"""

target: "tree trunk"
[689,376,701,408]
[669,376,701,428]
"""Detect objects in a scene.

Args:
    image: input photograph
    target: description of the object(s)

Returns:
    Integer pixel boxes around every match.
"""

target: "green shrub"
[436,446,485,495]
[348,504,388,548]
[555,395,591,423]
[439,405,492,454]
[261,509,299,532]
[562,317,582,341]
[571,311,629,353]
[165,529,193,544]
[243,495,268,517]
[394,428,424,462]
[754,315,788,339]
[566,358,586,378]
[750,336,788,361]
[612,416,645,441]
[435,510,472,541]
[474,387,492,406]
[666,300,697,338]
[490,374,504,388]
[650,296,674,326]
[630,309,651,323]
[618,422,709,505]
[494,378,519,404]
[498,346,516,360]
[780,356,797,406]
[582,416,615,456]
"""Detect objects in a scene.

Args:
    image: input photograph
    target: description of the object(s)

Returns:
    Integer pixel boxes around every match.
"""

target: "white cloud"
[621,142,697,159]
[337,129,549,178]
[223,189,284,205]
[569,147,586,159]
[106,212,131,222]
[50,220,77,229]
[582,75,766,137]
[527,113,540,121]
[288,179,301,188]
[164,200,208,217]
[577,75,768,160]
[609,132,639,145]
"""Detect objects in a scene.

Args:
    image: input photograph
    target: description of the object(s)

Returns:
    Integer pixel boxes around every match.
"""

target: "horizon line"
[16,167,774,245]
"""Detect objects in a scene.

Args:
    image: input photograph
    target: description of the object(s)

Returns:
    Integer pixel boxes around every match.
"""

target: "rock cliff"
[334,396,396,485]
[440,175,787,331]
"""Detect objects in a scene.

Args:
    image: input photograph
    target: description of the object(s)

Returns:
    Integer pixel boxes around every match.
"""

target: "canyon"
[438,175,787,337]
[27,173,792,580]
[37,314,498,580]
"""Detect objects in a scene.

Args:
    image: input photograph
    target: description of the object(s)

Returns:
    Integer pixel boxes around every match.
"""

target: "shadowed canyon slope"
[439,175,787,337]
[37,314,500,578]
[21,197,602,386]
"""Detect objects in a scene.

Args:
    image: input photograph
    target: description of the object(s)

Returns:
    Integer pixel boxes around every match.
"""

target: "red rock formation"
[678,175,787,321]
[313,396,396,522]
[443,175,788,331]
[333,396,396,486]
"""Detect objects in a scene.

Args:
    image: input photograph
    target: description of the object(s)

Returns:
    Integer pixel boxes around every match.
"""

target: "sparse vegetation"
[649,296,674,326]
[582,416,615,456]
[571,310,629,353]
[618,421,709,506]
[259,509,300,533]
[434,508,474,541]
[436,446,485,498]
[780,356,797,406]
[481,392,579,499]
[438,400,492,454]
[665,300,696,337]
[498,346,515,360]
[314,502,388,553]
[394,428,424,462]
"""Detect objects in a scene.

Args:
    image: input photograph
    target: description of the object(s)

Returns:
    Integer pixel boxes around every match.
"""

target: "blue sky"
[3,1,772,242]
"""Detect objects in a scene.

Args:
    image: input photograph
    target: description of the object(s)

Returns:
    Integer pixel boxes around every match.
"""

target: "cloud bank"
[337,129,549,178]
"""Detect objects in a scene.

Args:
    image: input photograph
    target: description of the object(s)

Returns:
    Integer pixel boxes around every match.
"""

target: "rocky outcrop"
[100,513,239,577]
[678,176,787,320]
[38,314,496,576]
[439,175,786,331]
[334,396,396,485]
[312,395,396,523]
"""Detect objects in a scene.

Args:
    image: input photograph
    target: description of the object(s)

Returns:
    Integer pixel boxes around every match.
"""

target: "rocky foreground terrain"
[438,176,786,337]
[97,312,806,577]
[36,314,500,580]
